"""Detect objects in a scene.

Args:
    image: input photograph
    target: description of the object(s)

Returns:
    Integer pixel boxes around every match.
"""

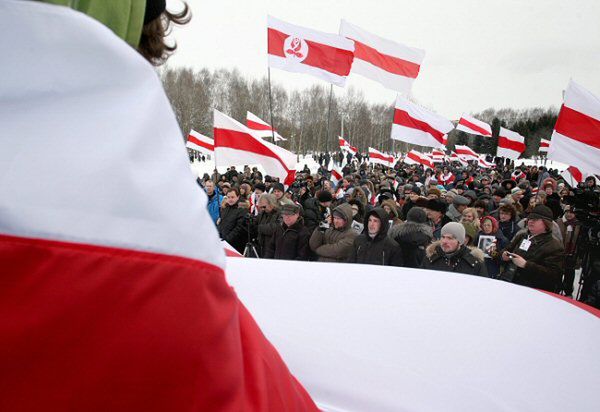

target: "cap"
[406,207,428,224]
[281,203,301,215]
[527,205,554,221]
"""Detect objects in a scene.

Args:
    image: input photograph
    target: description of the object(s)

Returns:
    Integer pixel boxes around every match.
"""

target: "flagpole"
[325,84,333,154]
[267,67,278,146]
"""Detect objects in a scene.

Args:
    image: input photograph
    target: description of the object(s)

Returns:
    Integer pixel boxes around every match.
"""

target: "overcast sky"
[167,0,600,119]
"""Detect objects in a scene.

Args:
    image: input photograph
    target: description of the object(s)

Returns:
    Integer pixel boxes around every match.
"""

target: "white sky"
[167,0,600,119]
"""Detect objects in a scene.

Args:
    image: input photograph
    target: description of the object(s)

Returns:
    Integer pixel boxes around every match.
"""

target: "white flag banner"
[186,130,214,153]
[246,111,287,141]
[369,147,395,167]
[456,114,492,137]
[539,138,550,153]
[339,20,425,95]
[497,127,526,160]
[391,95,453,149]
[454,144,479,160]
[548,80,600,174]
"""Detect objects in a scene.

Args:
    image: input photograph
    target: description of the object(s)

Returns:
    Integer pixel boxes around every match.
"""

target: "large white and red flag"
[539,138,550,153]
[548,80,600,174]
[339,136,358,154]
[0,2,317,411]
[404,150,435,169]
[214,110,297,186]
[561,166,584,187]
[246,111,286,141]
[369,147,395,167]
[186,129,214,153]
[454,144,479,161]
[391,95,454,149]
[497,127,526,160]
[339,20,425,95]
[268,16,355,87]
[477,156,496,169]
[456,114,492,137]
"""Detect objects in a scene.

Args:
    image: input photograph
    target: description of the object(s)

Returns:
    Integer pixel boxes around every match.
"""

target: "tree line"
[161,66,557,157]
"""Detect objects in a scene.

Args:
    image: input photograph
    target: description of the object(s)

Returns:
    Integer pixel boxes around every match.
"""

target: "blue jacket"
[206,189,223,224]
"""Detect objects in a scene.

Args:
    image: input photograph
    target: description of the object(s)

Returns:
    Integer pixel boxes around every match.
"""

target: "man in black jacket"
[422,222,488,277]
[264,203,311,260]
[302,190,332,233]
[348,208,404,266]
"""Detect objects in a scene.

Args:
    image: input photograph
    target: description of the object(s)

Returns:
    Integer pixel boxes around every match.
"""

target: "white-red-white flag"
[268,16,355,87]
[440,171,455,185]
[391,95,453,149]
[477,156,495,169]
[430,149,446,163]
[454,144,479,161]
[456,114,492,137]
[539,138,550,153]
[404,150,434,169]
[330,166,343,186]
[369,147,395,167]
[497,127,526,160]
[450,152,469,166]
[339,20,425,95]
[339,136,358,154]
[186,130,214,153]
[214,110,297,186]
[561,166,584,188]
[548,80,600,174]
[246,111,286,141]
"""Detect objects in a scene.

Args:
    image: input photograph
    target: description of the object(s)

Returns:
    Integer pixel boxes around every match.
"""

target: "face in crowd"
[226,190,239,206]
[440,233,460,254]
[204,180,214,195]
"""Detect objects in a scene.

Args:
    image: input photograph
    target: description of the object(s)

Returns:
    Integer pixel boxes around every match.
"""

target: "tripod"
[243,215,260,258]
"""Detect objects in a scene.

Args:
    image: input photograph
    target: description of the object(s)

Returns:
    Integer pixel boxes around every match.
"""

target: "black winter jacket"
[218,204,247,253]
[254,210,280,257]
[263,219,311,260]
[302,197,328,233]
[348,208,404,266]
[389,221,433,268]
[502,230,564,292]
[421,242,488,277]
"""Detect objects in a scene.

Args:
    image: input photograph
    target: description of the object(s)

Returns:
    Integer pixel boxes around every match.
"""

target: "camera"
[318,220,330,231]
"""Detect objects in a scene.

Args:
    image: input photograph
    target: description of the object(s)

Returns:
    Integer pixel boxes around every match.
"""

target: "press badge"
[519,239,531,251]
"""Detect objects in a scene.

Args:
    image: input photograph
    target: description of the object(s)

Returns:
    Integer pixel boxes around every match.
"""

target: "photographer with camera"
[303,190,333,233]
[309,203,358,262]
[500,205,564,292]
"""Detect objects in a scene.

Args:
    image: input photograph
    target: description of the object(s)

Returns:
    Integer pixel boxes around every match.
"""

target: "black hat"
[425,198,447,213]
[406,207,428,224]
[317,190,333,203]
[501,179,517,191]
[254,183,266,192]
[528,205,554,221]
[493,188,507,198]
[272,182,285,192]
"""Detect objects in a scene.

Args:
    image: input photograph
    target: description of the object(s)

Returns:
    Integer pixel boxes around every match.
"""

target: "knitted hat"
[406,207,428,224]
[461,221,478,243]
[441,222,466,244]
[511,187,523,196]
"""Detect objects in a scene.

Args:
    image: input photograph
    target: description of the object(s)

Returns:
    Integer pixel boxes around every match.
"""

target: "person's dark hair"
[138,2,192,66]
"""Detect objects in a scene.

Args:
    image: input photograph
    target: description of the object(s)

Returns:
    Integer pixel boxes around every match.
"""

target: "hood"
[40,0,145,47]
[333,203,354,231]
[389,221,433,243]
[363,207,390,239]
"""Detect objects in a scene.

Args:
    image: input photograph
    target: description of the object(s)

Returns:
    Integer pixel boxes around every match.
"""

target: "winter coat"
[347,208,404,266]
[302,197,328,233]
[498,219,519,242]
[263,219,311,261]
[545,193,562,219]
[422,241,488,277]
[446,204,462,222]
[389,221,433,268]
[309,203,358,262]
[473,230,508,279]
[255,210,280,257]
[206,190,224,224]
[501,230,564,292]
[218,203,247,253]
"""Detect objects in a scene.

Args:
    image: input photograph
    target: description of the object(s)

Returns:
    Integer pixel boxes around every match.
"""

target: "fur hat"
[406,207,428,224]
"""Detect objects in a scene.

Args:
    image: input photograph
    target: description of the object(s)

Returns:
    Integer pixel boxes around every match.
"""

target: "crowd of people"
[199,154,600,306]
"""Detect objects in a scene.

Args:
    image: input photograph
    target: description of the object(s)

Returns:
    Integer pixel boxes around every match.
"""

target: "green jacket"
[39,0,145,47]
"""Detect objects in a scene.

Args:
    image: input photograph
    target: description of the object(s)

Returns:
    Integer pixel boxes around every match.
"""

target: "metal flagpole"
[325,84,333,154]
[267,67,278,146]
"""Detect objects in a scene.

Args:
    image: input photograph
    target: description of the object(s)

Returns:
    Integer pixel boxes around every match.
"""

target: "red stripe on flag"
[370,151,393,163]
[247,119,273,131]
[0,233,318,410]
[393,109,445,144]
[458,117,491,136]
[568,166,583,183]
[555,105,600,150]
[214,128,296,185]
[268,28,354,77]
[407,151,433,169]
[188,135,214,151]
[498,136,526,153]
[351,39,420,78]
